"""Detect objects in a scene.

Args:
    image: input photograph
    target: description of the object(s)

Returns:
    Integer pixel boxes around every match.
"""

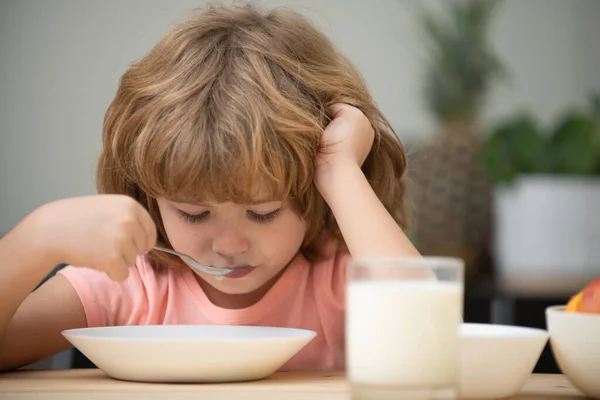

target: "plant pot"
[493,176,600,295]
[407,129,493,278]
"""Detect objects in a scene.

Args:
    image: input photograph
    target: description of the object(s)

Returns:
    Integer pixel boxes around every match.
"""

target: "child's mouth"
[222,266,255,279]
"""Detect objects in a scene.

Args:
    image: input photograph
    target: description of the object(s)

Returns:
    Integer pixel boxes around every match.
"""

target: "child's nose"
[212,230,249,258]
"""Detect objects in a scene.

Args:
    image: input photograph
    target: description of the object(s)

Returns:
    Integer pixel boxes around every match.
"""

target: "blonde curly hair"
[96,3,408,268]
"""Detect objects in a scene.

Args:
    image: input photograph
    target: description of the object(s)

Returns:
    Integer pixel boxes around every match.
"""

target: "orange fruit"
[566,277,600,313]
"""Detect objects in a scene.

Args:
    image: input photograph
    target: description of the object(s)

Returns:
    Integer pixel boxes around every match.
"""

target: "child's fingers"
[136,207,158,252]
[102,244,134,282]
[109,259,130,282]
[327,103,349,118]
[113,238,137,281]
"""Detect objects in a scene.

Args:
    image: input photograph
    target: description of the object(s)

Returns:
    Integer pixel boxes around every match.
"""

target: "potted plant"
[408,0,505,277]
[484,94,600,293]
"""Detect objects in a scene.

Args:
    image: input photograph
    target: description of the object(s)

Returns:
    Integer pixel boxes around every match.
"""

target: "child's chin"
[210,277,265,294]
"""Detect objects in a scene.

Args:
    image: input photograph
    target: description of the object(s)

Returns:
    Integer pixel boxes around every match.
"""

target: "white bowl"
[546,305,600,399]
[62,325,316,383]
[459,323,549,399]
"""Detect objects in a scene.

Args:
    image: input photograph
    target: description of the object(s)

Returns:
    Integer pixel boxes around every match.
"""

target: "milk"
[347,280,462,388]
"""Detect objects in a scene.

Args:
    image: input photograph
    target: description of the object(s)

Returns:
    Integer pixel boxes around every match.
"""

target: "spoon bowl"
[152,246,236,276]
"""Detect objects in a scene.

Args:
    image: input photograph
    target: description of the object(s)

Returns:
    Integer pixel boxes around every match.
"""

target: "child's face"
[156,191,307,295]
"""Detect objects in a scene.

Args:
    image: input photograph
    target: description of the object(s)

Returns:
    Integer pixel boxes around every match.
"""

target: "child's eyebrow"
[178,199,282,207]
[246,199,282,206]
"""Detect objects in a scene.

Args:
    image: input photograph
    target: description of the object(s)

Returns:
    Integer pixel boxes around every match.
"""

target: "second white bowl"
[460,323,549,399]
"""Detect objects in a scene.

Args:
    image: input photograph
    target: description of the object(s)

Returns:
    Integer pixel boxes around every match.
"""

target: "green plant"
[484,94,600,185]
[419,0,506,123]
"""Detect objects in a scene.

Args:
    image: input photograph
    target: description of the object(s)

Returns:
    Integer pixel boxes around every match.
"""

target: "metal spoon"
[152,246,236,276]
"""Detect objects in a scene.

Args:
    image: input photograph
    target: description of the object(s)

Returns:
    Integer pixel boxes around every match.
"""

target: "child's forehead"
[167,183,285,206]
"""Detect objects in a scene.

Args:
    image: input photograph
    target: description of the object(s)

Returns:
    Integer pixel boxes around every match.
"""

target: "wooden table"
[0,369,588,400]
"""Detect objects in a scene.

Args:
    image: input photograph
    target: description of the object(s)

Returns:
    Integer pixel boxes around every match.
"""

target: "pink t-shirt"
[58,248,349,371]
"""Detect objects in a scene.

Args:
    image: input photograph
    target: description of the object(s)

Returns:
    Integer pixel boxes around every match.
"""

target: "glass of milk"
[347,257,464,400]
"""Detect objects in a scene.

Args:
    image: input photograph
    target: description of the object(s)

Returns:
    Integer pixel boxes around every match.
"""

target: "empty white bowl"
[546,305,600,399]
[459,323,549,399]
[62,325,316,383]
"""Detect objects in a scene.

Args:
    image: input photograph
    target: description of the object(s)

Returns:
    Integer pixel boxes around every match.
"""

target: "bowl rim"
[546,305,600,317]
[460,322,549,338]
[62,324,318,343]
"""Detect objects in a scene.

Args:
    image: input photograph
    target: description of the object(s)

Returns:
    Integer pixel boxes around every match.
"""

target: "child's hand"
[312,104,420,260]
[30,195,157,281]
[315,104,375,181]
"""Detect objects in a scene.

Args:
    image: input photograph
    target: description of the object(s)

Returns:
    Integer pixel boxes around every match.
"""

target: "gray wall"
[1,0,599,234]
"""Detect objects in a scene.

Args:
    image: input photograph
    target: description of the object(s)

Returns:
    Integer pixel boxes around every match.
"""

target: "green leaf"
[483,114,546,184]
[591,92,600,123]
[418,0,506,122]
[548,113,600,175]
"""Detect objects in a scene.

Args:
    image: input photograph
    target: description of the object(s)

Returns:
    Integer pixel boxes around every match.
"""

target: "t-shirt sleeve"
[57,257,151,327]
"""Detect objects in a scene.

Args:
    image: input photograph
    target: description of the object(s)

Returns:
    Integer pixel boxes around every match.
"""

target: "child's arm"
[0,228,86,370]
[0,195,156,371]
[315,104,420,260]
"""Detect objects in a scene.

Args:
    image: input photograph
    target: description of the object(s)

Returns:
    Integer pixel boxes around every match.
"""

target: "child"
[0,4,419,372]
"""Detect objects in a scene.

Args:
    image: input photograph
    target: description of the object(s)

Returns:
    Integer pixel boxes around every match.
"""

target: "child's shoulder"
[57,255,174,293]
[311,239,351,270]
[308,240,350,309]
[56,256,182,327]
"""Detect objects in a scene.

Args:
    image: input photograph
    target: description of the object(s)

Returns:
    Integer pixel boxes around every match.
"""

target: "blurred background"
[1,0,599,372]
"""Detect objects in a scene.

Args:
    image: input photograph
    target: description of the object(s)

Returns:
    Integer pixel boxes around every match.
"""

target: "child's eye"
[247,209,281,224]
[178,210,210,223]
